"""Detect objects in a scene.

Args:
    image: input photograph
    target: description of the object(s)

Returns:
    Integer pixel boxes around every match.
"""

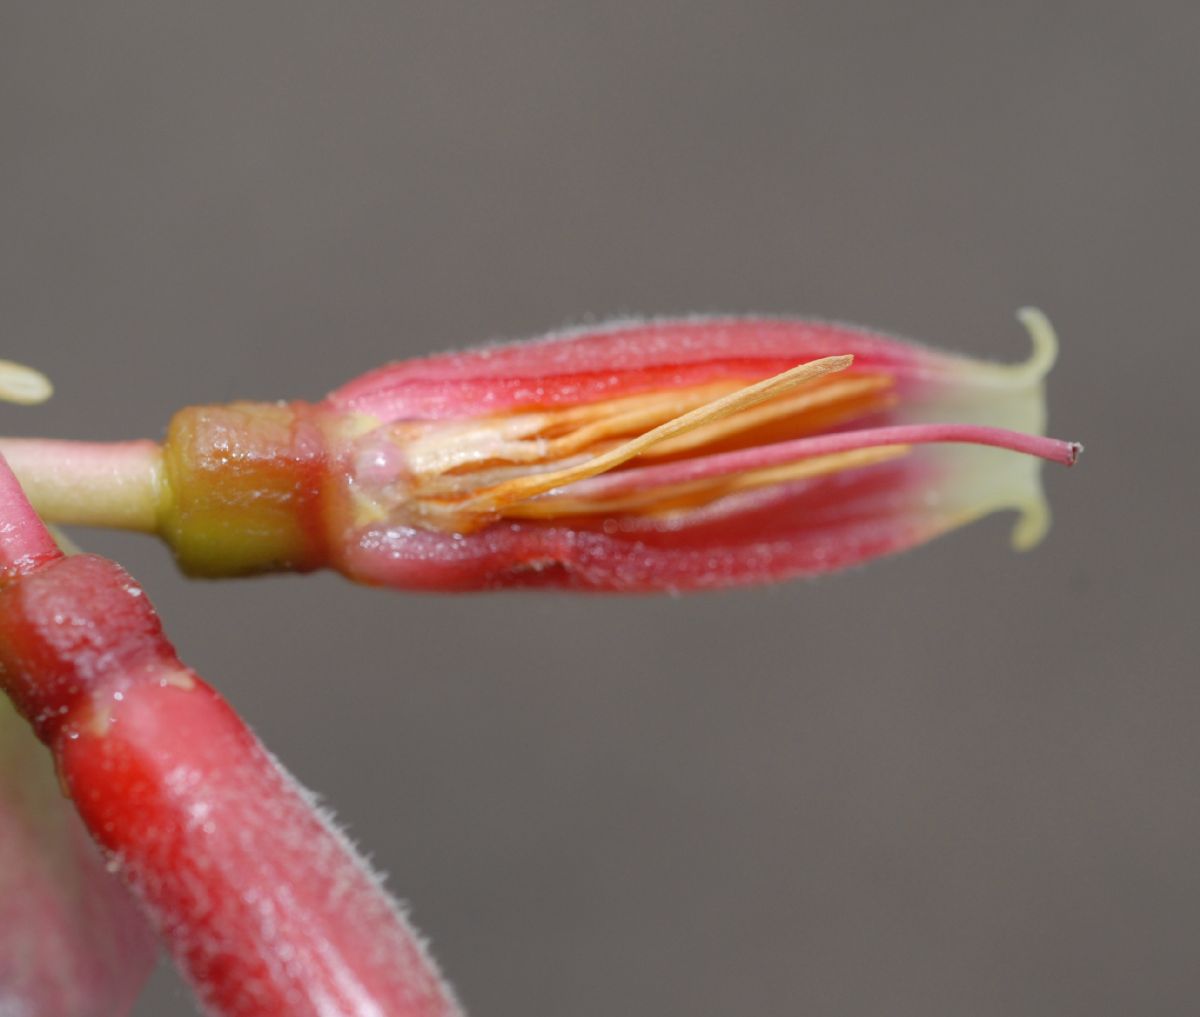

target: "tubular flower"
[1,310,1079,593]
[0,457,463,1017]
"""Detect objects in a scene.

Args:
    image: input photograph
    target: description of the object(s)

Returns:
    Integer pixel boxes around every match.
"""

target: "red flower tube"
[0,310,1079,592]
[0,460,463,1017]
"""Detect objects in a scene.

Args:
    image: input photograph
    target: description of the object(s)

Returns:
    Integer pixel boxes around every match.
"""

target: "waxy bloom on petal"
[1,310,1079,593]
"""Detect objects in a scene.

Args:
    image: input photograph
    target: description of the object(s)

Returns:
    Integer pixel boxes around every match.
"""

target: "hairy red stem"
[0,456,463,1017]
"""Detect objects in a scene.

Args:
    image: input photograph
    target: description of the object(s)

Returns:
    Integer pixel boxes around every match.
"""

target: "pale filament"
[399,380,749,475]
[375,354,913,532]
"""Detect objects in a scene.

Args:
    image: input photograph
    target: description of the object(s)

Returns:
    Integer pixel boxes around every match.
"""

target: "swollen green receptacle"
[158,402,330,577]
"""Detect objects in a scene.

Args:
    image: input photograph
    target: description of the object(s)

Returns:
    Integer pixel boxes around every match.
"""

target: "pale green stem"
[0,438,163,532]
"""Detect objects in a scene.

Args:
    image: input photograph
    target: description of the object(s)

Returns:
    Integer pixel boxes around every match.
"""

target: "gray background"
[2,3,1195,1015]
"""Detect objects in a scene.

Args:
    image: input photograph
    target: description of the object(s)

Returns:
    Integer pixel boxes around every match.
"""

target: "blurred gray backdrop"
[2,3,1195,1015]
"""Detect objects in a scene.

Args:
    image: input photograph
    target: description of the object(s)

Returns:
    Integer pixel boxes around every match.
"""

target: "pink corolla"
[1,310,1079,592]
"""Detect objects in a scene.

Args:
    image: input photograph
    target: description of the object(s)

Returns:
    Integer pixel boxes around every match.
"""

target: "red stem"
[0,457,463,1017]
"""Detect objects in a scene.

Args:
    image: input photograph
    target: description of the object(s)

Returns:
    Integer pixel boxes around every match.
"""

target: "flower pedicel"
[2,310,1079,591]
